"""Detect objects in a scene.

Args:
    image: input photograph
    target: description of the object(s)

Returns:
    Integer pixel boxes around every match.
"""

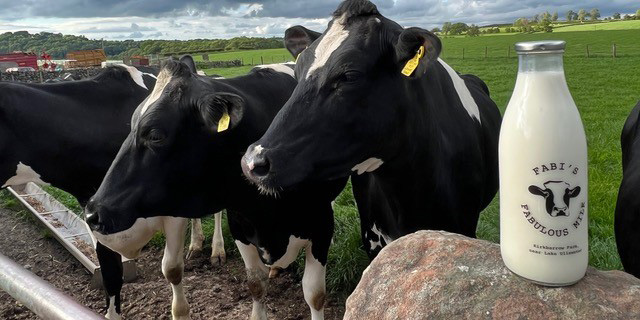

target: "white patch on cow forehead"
[140,69,172,116]
[437,58,481,123]
[116,64,150,90]
[2,162,49,188]
[256,63,295,78]
[352,157,384,175]
[254,145,264,154]
[306,14,349,79]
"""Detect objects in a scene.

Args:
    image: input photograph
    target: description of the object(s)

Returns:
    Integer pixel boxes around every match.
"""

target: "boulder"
[344,231,640,320]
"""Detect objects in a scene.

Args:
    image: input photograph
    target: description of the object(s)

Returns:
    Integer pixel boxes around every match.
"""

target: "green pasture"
[555,20,640,32]
[2,28,640,298]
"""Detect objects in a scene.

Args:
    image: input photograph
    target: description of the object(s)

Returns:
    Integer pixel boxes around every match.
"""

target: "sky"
[0,0,637,40]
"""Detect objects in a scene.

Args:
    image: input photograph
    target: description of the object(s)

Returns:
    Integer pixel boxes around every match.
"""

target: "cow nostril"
[251,155,271,177]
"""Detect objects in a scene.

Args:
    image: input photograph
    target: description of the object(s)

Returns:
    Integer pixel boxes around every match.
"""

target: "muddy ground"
[0,208,346,319]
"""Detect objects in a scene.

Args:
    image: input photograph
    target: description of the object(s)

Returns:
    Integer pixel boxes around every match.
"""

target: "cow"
[0,61,224,319]
[529,181,581,217]
[241,0,501,259]
[85,56,345,320]
[616,101,640,278]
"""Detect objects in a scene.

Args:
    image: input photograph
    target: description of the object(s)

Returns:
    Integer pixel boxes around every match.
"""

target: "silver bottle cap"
[514,41,566,53]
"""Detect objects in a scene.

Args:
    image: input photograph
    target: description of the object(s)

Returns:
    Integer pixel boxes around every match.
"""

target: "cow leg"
[96,241,123,320]
[303,244,327,320]
[210,211,226,265]
[162,217,191,320]
[185,218,204,260]
[235,240,269,320]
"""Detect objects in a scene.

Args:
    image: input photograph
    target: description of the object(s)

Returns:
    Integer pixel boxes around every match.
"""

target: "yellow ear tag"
[217,112,230,132]
[401,45,425,77]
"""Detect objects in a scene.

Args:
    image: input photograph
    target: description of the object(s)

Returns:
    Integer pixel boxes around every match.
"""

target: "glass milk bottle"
[499,41,588,286]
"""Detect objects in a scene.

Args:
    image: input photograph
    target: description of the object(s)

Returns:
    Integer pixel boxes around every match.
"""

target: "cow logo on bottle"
[528,181,581,217]
[520,162,586,238]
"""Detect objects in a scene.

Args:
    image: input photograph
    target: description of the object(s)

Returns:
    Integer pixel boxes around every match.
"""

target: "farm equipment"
[6,182,136,288]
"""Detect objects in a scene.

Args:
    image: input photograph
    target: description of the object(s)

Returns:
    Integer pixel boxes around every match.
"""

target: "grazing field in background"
[1,27,639,297]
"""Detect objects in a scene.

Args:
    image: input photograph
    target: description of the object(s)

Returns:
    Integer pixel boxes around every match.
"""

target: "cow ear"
[284,26,322,59]
[199,93,244,133]
[179,55,197,74]
[394,27,441,78]
[566,186,581,198]
[528,185,549,197]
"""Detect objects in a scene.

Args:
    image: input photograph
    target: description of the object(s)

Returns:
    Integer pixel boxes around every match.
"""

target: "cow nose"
[242,144,272,179]
[85,200,101,231]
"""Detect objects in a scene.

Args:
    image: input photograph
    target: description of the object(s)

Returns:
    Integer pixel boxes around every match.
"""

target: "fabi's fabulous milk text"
[499,40,588,286]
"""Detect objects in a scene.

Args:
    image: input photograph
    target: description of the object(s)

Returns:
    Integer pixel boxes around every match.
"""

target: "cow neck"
[371,62,457,204]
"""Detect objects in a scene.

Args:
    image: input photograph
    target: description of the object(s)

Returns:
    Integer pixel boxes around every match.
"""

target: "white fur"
[270,235,310,269]
[302,246,326,320]
[91,217,164,259]
[235,241,268,320]
[306,14,349,79]
[187,219,204,257]
[116,63,152,90]
[105,296,121,320]
[211,212,226,263]
[352,157,384,175]
[369,223,393,251]
[140,69,172,115]
[437,58,482,123]
[162,217,190,320]
[256,63,295,78]
[253,144,264,155]
[2,162,49,188]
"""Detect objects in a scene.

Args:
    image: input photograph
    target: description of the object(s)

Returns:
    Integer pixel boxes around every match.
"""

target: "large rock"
[344,231,640,320]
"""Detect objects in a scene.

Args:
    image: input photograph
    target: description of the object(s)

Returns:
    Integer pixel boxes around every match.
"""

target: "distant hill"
[0,31,285,59]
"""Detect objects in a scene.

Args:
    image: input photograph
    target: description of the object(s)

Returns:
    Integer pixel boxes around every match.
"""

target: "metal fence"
[0,253,103,320]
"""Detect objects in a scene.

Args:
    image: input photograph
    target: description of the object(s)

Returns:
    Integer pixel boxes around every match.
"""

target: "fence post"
[261,56,264,64]
[462,48,465,60]
[612,43,617,58]
[586,45,590,58]
[508,46,511,58]
[251,57,254,65]
[39,71,43,83]
[485,46,488,59]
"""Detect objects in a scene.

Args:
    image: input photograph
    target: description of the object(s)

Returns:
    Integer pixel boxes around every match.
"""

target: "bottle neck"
[518,52,564,73]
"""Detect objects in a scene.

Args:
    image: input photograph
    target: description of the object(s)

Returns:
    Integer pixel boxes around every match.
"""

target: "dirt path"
[0,208,345,319]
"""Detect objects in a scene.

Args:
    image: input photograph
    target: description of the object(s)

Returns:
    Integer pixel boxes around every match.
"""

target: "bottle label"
[519,162,586,251]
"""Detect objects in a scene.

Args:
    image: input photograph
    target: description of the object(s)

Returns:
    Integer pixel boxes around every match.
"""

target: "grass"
[555,20,640,32]
[1,27,639,296]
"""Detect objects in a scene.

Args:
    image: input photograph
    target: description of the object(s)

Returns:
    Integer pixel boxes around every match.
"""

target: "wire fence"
[440,43,638,60]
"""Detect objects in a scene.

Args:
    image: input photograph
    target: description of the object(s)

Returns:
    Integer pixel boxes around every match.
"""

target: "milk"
[499,41,588,286]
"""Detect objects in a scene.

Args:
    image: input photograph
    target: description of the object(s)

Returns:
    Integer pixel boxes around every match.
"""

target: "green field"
[2,27,640,297]
[555,20,640,32]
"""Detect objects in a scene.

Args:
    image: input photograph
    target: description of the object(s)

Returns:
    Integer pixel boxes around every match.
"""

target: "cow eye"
[146,129,166,144]
[343,70,361,83]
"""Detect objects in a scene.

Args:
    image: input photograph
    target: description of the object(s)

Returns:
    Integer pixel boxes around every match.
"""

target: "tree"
[449,22,469,35]
[566,10,575,21]
[541,11,551,21]
[578,9,587,22]
[539,19,553,33]
[636,9,640,18]
[442,22,452,35]
[431,27,441,33]
[467,25,480,37]
[552,11,558,21]
[613,12,621,19]
[590,8,600,21]
[533,14,539,22]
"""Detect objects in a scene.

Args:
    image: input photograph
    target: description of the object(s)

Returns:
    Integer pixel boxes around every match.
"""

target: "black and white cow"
[86,57,345,320]
[616,101,640,278]
[0,59,230,319]
[242,0,501,258]
[0,65,158,319]
[529,181,581,217]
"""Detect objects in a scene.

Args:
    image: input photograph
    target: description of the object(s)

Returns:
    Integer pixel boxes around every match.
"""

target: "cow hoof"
[210,246,226,265]
[185,246,202,260]
[105,311,122,320]
[269,267,282,279]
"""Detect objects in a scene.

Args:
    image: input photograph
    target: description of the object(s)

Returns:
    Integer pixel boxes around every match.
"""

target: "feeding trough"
[6,182,136,288]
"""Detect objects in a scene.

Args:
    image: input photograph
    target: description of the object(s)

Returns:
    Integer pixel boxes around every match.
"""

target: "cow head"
[241,0,441,191]
[85,56,247,255]
[528,181,581,217]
